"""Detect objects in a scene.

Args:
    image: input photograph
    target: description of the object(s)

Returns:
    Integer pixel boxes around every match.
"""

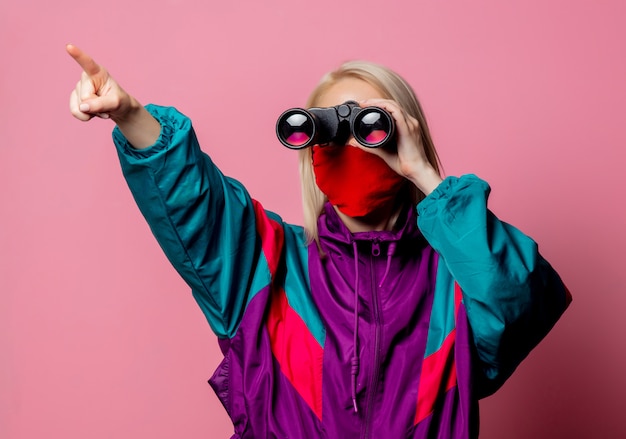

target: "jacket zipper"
[363,240,382,439]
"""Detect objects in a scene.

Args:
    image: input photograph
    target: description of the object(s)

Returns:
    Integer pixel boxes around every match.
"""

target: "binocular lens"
[276,110,315,148]
[353,109,394,148]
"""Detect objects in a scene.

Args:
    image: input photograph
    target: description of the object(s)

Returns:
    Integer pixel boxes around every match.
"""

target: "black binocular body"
[276,101,395,149]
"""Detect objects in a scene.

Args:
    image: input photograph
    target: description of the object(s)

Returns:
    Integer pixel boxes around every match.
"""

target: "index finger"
[66,44,101,77]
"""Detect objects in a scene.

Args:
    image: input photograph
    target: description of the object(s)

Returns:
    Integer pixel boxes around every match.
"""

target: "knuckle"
[111,95,122,110]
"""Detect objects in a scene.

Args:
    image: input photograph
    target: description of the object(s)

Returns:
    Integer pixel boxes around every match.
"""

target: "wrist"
[113,99,161,150]
[405,162,443,196]
[110,96,142,124]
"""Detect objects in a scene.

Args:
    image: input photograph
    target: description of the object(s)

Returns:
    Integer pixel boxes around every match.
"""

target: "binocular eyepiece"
[276,100,395,149]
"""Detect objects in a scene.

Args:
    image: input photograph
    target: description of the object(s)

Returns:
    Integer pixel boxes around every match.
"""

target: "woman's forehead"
[315,77,384,107]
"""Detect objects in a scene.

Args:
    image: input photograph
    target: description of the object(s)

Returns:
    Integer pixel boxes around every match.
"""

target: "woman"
[67,44,571,438]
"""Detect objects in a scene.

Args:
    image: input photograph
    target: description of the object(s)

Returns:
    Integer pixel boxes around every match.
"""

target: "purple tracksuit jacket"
[114,105,571,438]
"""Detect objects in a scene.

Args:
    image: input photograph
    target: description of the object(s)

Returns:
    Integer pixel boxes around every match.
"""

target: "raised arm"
[66,44,160,149]
[417,175,571,395]
[66,46,284,339]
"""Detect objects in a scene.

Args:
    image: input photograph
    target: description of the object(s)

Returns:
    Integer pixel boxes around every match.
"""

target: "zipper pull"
[372,241,381,257]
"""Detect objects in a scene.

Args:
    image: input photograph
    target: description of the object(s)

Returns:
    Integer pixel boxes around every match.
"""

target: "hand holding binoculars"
[276,101,395,149]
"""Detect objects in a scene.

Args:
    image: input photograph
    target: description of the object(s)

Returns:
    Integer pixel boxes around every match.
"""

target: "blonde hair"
[298,60,442,243]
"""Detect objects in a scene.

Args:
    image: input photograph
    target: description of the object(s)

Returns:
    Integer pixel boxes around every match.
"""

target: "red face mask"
[312,145,406,218]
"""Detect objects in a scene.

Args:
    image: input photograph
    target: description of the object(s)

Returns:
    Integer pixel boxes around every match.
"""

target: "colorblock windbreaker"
[113,105,571,438]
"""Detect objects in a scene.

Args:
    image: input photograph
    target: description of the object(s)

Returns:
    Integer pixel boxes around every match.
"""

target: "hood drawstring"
[379,241,397,288]
[351,239,360,413]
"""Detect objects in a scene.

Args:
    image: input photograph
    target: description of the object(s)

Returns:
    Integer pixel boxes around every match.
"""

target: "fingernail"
[79,103,89,112]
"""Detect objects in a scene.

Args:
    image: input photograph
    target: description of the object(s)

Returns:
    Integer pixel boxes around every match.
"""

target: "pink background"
[2,1,625,438]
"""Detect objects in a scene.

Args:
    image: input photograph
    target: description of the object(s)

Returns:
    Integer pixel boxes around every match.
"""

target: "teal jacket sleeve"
[417,174,571,396]
[112,105,271,339]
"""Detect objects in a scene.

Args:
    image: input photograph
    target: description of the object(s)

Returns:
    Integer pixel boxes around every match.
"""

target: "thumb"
[79,95,121,116]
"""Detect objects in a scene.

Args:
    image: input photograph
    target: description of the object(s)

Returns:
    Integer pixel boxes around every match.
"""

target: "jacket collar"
[317,201,423,245]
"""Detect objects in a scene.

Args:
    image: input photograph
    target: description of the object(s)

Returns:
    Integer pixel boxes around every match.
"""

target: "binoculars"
[276,100,395,149]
